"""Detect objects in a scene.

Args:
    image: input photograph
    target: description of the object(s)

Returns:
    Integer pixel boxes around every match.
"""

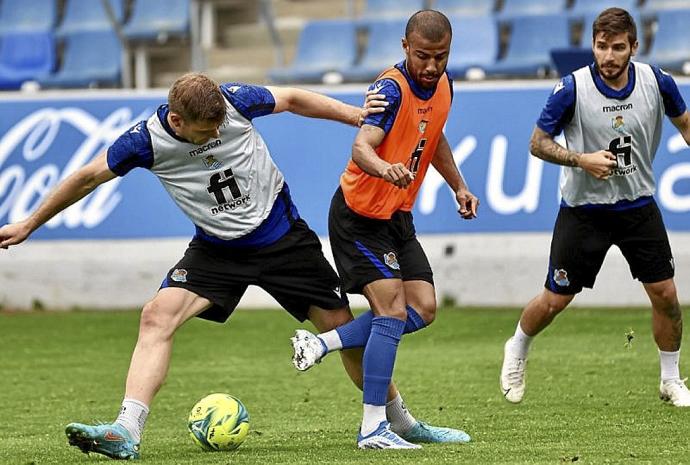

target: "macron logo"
[130,123,141,134]
[553,81,565,94]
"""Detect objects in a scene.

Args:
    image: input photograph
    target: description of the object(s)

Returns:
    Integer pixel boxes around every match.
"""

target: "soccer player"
[0,73,439,459]
[291,10,479,449]
[500,8,690,406]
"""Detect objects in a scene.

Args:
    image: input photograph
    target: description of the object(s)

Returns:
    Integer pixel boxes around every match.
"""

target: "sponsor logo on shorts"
[384,252,400,270]
[553,268,570,287]
[171,268,188,283]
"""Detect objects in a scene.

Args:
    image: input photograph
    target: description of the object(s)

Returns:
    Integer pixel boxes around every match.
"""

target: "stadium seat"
[569,0,637,17]
[38,30,122,88]
[341,19,407,83]
[579,10,642,48]
[643,9,690,73]
[434,0,495,17]
[361,0,425,20]
[268,20,357,84]
[641,0,690,13]
[58,0,126,36]
[499,0,567,18]
[0,30,55,89]
[0,0,57,33]
[550,48,594,76]
[485,14,570,76]
[446,15,498,78]
[123,0,189,41]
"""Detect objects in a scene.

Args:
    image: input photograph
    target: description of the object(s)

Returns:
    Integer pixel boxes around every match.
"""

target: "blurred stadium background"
[1,0,689,310]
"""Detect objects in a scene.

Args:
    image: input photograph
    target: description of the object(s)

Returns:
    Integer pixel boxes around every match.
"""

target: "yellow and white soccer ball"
[187,393,250,451]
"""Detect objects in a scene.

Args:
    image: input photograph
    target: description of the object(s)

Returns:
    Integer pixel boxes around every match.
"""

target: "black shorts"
[162,219,348,323]
[328,187,433,295]
[545,199,674,294]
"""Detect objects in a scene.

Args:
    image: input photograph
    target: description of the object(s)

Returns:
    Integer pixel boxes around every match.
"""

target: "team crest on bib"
[171,268,188,283]
[553,269,570,287]
[611,115,626,134]
[203,155,222,170]
[418,120,428,133]
[384,252,400,270]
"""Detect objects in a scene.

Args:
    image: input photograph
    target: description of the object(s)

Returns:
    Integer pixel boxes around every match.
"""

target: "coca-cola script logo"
[0,106,150,229]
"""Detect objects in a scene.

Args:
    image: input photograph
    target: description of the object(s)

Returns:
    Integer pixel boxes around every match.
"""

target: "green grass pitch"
[1,306,689,465]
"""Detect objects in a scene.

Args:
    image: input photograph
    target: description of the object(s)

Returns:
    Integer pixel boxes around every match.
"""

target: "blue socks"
[336,305,426,349]
[363,316,406,406]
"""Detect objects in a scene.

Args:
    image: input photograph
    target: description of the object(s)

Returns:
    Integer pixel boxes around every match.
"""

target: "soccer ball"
[187,393,250,451]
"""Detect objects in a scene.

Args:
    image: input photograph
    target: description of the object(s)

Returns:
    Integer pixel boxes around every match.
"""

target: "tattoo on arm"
[529,129,581,167]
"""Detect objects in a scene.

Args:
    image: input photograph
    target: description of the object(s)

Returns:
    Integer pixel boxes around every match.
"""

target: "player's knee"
[139,300,176,338]
[543,292,572,316]
[410,301,436,326]
[648,281,678,309]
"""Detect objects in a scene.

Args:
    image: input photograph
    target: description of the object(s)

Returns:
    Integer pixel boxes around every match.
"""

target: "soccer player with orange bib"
[291,10,479,449]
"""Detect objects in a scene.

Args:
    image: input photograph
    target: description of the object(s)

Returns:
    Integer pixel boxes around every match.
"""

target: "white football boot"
[358,421,422,450]
[290,329,326,371]
[660,378,690,407]
[500,337,527,403]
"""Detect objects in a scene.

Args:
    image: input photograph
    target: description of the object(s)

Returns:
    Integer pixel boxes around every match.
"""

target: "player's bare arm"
[352,124,414,188]
[670,111,690,145]
[529,126,617,180]
[431,134,478,219]
[266,86,385,127]
[0,152,116,249]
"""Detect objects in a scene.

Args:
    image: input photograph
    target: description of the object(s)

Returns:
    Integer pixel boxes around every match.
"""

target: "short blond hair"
[168,73,226,125]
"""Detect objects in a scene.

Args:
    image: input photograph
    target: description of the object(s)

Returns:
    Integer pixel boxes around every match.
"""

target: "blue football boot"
[399,421,471,444]
[66,422,140,460]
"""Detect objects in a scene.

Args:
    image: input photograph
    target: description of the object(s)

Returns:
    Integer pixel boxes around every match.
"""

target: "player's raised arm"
[431,134,478,219]
[266,86,385,127]
[0,152,116,249]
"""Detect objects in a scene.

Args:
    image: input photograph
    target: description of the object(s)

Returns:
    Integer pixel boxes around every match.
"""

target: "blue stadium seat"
[499,0,567,18]
[643,9,690,72]
[641,0,690,13]
[341,19,406,82]
[570,0,637,17]
[38,30,122,88]
[579,10,641,48]
[362,0,425,20]
[485,14,570,76]
[550,48,594,76]
[435,0,495,17]
[0,0,57,33]
[269,20,357,84]
[123,0,189,41]
[446,15,498,78]
[0,30,55,89]
[58,0,126,36]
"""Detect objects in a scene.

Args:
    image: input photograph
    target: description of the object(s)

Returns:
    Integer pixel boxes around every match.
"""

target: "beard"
[596,54,632,81]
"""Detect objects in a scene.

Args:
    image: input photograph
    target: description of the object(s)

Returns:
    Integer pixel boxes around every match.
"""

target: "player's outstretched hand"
[579,150,618,180]
[358,89,388,126]
[0,221,32,249]
[456,188,479,219]
[381,162,414,188]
